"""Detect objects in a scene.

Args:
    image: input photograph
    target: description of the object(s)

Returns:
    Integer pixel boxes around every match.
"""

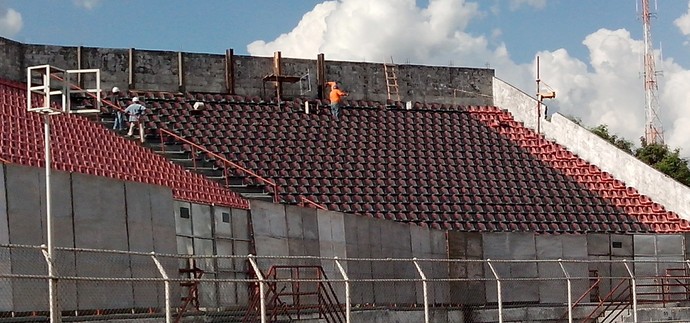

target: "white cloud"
[73,0,101,10]
[509,0,547,10]
[674,2,690,35]
[249,0,690,155]
[0,5,22,37]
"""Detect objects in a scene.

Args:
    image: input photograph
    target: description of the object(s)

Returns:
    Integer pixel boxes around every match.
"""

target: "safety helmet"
[112,86,120,93]
[132,97,140,102]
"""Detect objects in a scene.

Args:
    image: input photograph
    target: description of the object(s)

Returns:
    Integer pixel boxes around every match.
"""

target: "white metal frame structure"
[27,65,102,115]
[26,64,103,323]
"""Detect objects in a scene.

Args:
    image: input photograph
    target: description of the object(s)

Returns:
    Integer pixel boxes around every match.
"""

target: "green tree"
[635,144,690,186]
[589,124,634,154]
[635,143,667,165]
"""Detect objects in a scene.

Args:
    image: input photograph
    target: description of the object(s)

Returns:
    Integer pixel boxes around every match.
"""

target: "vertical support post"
[177,51,185,92]
[273,51,283,103]
[225,49,235,95]
[128,48,135,90]
[486,259,502,323]
[43,115,61,323]
[96,69,102,111]
[77,46,84,89]
[413,258,430,323]
[536,55,541,134]
[248,255,266,323]
[40,245,60,323]
[685,260,690,300]
[150,253,172,323]
[558,259,573,323]
[316,53,326,100]
[624,260,638,322]
[64,73,70,113]
[334,257,350,323]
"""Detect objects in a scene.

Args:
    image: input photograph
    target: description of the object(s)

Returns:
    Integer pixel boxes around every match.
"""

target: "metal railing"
[4,244,690,323]
[157,128,326,209]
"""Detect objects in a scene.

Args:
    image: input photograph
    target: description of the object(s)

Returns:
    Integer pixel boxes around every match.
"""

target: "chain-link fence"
[2,244,690,323]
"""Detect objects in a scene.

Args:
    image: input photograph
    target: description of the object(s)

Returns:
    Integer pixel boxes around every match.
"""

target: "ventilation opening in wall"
[180,207,190,219]
[612,241,623,249]
[222,212,230,223]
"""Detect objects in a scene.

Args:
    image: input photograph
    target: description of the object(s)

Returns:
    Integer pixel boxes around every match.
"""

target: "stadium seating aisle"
[467,105,690,233]
[137,93,690,234]
[0,80,249,210]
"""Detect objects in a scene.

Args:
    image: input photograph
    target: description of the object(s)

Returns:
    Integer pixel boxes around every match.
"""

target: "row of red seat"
[468,106,690,233]
[0,81,249,210]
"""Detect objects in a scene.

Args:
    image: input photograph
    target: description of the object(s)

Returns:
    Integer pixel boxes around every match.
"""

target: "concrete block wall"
[493,77,690,221]
[0,38,23,82]
[0,36,494,105]
[184,52,226,93]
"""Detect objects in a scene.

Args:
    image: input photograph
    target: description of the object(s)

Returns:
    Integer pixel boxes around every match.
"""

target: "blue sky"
[4,0,690,153]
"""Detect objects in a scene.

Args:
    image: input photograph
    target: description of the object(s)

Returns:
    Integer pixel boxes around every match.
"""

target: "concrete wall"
[0,37,24,82]
[0,163,177,312]
[493,77,690,221]
[0,36,494,105]
[172,200,252,308]
[492,77,545,131]
[249,200,448,306]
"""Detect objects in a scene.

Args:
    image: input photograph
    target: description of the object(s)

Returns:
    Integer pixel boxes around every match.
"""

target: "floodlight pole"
[28,65,62,323]
[44,113,60,323]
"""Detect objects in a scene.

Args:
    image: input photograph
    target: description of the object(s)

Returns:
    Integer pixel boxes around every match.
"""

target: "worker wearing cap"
[111,87,126,131]
[328,81,348,119]
[124,97,147,142]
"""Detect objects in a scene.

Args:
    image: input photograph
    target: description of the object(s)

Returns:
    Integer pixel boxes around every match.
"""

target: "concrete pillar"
[225,49,235,94]
[77,46,84,88]
[316,53,326,99]
[178,51,185,92]
[273,51,282,99]
[128,48,136,89]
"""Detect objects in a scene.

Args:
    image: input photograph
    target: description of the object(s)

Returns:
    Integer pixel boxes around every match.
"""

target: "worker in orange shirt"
[327,81,348,119]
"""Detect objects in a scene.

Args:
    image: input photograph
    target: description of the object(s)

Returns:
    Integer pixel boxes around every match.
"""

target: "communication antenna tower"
[640,0,664,144]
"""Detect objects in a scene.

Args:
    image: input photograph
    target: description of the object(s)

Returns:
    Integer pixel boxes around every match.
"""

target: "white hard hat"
[193,102,205,110]
[112,86,120,93]
[132,97,140,102]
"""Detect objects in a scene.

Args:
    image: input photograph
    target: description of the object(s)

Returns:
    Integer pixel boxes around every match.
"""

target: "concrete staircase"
[97,111,274,202]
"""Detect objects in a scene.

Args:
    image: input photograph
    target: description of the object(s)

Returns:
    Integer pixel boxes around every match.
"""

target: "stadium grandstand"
[2,35,690,322]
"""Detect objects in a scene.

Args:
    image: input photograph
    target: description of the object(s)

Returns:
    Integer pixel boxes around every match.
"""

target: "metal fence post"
[486,259,502,323]
[624,260,637,322]
[412,258,430,323]
[150,253,172,323]
[334,257,350,323]
[558,259,573,323]
[248,255,266,323]
[39,244,61,323]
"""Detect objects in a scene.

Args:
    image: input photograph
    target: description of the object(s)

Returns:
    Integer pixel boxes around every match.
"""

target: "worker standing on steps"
[327,81,348,119]
[124,97,147,143]
[111,87,126,131]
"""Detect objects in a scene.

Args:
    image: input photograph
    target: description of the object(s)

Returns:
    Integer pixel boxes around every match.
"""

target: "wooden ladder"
[383,57,401,102]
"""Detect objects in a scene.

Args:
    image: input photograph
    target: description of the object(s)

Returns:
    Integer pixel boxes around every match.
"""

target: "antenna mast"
[641,0,664,144]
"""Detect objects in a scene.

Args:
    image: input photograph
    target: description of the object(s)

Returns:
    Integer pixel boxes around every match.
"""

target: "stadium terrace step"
[0,80,249,210]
